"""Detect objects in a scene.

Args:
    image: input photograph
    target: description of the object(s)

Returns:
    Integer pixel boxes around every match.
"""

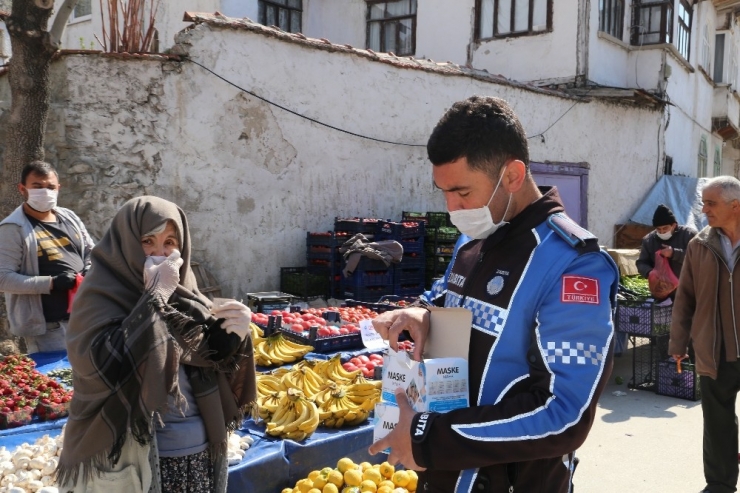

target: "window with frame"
[366,0,417,56]
[478,0,552,39]
[599,0,624,40]
[631,1,691,60]
[700,23,710,72]
[698,136,708,177]
[72,0,92,19]
[259,0,302,33]
[714,146,722,176]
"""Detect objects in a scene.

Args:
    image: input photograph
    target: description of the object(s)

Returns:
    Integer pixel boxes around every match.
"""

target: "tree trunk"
[0,0,55,355]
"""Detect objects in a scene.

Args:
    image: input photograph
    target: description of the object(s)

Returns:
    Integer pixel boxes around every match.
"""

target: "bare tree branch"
[49,0,79,49]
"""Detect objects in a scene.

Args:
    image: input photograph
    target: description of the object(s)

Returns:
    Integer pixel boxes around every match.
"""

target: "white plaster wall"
[588,0,630,89]
[0,21,662,297]
[302,0,365,48]
[415,0,473,64]
[470,1,579,83]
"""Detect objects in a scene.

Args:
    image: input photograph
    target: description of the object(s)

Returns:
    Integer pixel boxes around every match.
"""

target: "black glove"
[52,272,77,291]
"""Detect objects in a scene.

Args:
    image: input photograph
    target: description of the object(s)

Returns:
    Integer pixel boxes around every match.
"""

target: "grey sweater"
[0,205,94,337]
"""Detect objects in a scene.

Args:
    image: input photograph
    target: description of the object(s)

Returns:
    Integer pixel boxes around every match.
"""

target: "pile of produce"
[619,275,651,300]
[283,457,418,493]
[0,356,73,429]
[254,357,382,440]
[252,324,314,367]
[0,432,63,492]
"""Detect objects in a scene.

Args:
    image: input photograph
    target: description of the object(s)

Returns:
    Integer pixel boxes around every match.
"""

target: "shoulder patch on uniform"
[547,213,597,249]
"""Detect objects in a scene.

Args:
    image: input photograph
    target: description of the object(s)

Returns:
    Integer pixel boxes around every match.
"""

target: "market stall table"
[1,351,384,493]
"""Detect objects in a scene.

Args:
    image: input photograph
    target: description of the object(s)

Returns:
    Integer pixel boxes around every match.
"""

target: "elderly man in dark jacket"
[636,203,697,281]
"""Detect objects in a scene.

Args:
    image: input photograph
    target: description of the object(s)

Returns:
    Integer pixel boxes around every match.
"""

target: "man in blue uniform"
[369,96,618,493]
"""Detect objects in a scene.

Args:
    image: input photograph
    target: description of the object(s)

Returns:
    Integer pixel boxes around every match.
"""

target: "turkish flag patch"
[561,275,600,304]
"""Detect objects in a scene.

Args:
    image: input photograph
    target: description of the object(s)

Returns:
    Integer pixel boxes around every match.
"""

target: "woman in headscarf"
[57,196,257,493]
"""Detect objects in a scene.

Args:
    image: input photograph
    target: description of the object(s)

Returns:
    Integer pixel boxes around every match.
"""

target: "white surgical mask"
[145,255,169,267]
[656,230,673,241]
[448,168,512,240]
[25,188,58,213]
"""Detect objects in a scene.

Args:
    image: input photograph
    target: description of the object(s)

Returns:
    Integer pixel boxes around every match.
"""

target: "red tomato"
[290,324,303,333]
[357,355,370,365]
[317,327,332,337]
[364,361,375,371]
[369,353,383,362]
[339,328,349,335]
[361,368,372,377]
[271,310,281,315]
[344,363,359,372]
[330,327,340,335]
[350,357,362,367]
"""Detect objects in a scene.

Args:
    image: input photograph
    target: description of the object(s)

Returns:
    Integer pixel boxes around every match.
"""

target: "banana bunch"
[318,387,374,428]
[281,366,326,399]
[256,373,285,398]
[265,388,320,441]
[315,355,361,384]
[255,391,283,421]
[250,322,264,339]
[254,333,313,366]
[345,381,382,406]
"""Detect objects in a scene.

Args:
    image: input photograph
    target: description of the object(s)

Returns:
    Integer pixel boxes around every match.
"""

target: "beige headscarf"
[58,196,256,486]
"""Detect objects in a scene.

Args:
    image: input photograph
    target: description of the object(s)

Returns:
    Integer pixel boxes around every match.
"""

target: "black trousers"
[701,358,740,493]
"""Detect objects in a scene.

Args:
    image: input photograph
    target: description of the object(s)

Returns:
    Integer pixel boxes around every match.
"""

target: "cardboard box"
[373,307,473,449]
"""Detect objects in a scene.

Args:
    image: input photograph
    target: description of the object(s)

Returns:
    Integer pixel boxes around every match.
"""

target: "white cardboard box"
[373,307,473,448]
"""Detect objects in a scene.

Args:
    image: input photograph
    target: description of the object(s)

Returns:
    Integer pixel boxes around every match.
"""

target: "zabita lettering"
[414,413,430,436]
[437,367,459,375]
[387,371,406,382]
[448,273,466,288]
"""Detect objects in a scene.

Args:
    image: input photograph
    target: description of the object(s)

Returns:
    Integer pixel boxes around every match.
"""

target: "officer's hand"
[52,272,78,291]
[372,307,430,362]
[368,388,425,471]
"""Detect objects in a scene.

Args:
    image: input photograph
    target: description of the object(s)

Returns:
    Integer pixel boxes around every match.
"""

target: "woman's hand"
[144,250,183,301]
[212,300,252,341]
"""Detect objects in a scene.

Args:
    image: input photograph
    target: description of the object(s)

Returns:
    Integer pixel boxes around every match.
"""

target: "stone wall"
[0,18,663,301]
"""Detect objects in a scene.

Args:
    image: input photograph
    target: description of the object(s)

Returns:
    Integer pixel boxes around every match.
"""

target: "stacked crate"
[335,217,394,301]
[305,231,346,299]
[404,212,460,289]
[376,220,426,298]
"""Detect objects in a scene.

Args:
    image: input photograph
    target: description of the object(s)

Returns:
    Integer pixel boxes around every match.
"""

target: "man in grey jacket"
[0,161,94,353]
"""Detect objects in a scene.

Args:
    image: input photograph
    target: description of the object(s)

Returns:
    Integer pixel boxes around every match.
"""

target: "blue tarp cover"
[1,351,384,493]
[629,175,710,231]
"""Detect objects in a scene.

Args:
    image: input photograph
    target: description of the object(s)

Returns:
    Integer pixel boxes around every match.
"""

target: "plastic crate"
[398,254,425,269]
[400,237,424,254]
[343,269,394,287]
[657,359,701,401]
[306,231,343,247]
[394,282,425,298]
[280,267,330,298]
[341,284,395,302]
[278,327,364,353]
[395,267,425,284]
[426,226,460,242]
[375,221,425,240]
[334,217,383,234]
[615,299,672,336]
[403,211,451,228]
[628,334,669,392]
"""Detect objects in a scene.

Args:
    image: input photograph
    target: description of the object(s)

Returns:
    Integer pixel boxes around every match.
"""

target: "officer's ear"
[502,160,527,194]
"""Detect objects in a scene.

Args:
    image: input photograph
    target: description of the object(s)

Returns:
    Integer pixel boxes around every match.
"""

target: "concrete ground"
[573,343,739,492]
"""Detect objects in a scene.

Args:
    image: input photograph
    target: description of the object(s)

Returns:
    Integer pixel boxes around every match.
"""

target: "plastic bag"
[648,251,679,299]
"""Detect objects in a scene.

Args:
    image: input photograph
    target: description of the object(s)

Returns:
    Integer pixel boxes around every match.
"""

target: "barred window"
[478,0,552,40]
[698,136,708,177]
[259,0,302,33]
[366,0,417,56]
[599,0,624,40]
[631,1,691,61]
[714,146,722,177]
